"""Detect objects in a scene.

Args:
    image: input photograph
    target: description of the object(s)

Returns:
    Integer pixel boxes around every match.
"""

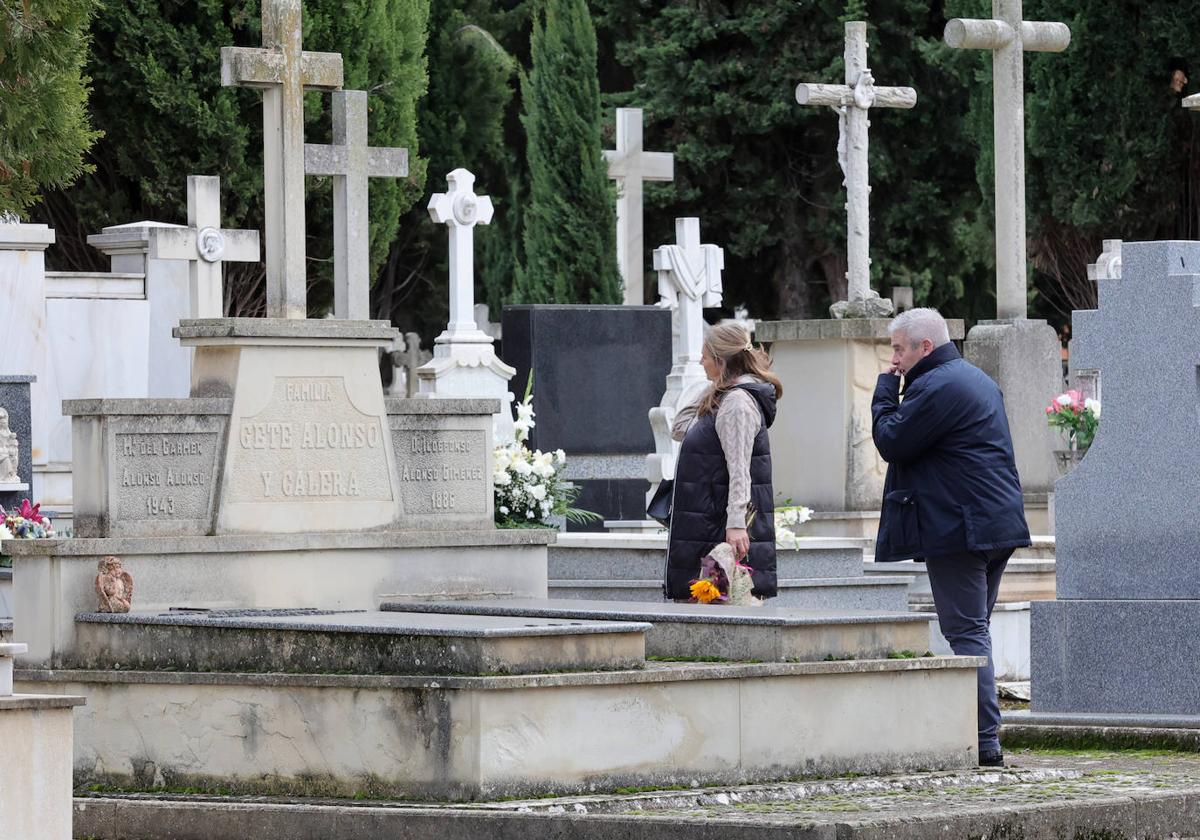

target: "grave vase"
[1052,446,1087,478]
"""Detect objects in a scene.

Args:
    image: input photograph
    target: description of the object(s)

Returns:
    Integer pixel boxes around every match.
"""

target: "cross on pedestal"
[427,169,494,346]
[653,217,724,372]
[604,108,674,306]
[148,176,260,318]
[795,21,916,306]
[945,1,1070,320]
[305,90,409,320]
[221,0,344,319]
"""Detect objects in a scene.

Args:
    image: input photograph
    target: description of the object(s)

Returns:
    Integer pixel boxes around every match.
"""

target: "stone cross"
[604,108,675,306]
[305,90,409,320]
[221,0,344,319]
[148,176,261,319]
[945,1,1070,320]
[795,21,916,307]
[1087,239,1122,282]
[653,217,724,372]
[427,169,494,346]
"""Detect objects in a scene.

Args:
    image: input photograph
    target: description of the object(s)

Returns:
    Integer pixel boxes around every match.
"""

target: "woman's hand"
[726,528,750,561]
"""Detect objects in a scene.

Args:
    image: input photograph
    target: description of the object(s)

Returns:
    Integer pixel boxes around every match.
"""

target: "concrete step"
[863,558,1055,605]
[70,608,648,677]
[381,597,932,662]
[550,533,871,581]
[21,654,981,802]
[548,575,913,612]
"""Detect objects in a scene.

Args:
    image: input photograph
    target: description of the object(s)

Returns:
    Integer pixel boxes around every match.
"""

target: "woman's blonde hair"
[695,322,783,417]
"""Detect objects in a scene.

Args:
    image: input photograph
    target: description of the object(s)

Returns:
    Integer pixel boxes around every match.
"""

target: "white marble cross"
[945,1,1070,320]
[604,108,674,306]
[427,169,494,346]
[148,176,260,319]
[304,90,409,321]
[653,217,724,372]
[796,21,916,306]
[220,0,343,319]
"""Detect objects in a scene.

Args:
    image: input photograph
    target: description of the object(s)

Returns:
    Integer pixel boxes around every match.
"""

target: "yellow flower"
[690,579,722,603]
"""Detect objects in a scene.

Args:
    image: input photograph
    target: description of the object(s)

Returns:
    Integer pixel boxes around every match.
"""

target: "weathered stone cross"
[427,169,494,346]
[220,0,343,319]
[304,90,409,321]
[795,21,916,307]
[945,0,1070,320]
[604,108,674,306]
[148,176,261,318]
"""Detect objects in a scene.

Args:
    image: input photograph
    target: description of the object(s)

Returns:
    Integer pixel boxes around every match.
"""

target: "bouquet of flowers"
[0,499,55,567]
[775,504,813,548]
[688,542,761,607]
[1045,390,1101,450]
[494,377,599,528]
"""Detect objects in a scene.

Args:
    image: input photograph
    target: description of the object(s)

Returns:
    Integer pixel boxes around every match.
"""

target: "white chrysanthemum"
[511,458,532,476]
[493,471,511,486]
[1055,393,1073,407]
[554,448,566,464]
[528,484,547,501]
[1084,398,1101,418]
[499,505,509,515]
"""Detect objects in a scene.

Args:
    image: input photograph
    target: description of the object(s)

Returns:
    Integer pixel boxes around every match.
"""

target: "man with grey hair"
[872,307,1030,768]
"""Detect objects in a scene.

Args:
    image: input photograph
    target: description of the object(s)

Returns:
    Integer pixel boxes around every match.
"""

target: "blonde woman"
[665,322,783,600]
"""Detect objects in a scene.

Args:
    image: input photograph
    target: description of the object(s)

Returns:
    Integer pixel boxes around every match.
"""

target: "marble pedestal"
[756,319,965,513]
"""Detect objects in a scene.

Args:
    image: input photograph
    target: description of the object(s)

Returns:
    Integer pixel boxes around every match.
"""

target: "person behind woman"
[665,322,783,600]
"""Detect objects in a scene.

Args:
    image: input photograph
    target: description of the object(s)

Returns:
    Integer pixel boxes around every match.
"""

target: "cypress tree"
[514,0,620,304]
[0,0,101,218]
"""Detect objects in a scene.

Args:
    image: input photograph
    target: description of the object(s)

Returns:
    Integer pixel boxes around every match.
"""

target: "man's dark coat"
[872,342,1031,562]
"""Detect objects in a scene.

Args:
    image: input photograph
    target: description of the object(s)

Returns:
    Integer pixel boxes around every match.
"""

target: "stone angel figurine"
[95,556,134,613]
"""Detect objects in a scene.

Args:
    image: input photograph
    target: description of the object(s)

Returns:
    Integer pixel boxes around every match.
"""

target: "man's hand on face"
[887,364,903,377]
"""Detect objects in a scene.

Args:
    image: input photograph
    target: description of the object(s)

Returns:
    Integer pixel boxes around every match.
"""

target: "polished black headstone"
[0,375,35,512]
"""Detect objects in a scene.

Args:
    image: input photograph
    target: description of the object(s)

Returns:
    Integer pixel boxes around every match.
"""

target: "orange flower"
[690,579,722,603]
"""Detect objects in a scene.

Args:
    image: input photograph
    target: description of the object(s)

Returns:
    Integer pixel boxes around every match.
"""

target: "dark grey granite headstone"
[501,305,672,529]
[1032,241,1200,717]
[0,375,35,513]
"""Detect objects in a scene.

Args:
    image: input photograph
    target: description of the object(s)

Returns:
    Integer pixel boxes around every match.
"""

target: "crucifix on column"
[945,0,1070,320]
[220,0,343,319]
[795,21,916,311]
[148,176,260,319]
[653,218,724,375]
[427,169,495,347]
[305,90,409,320]
[604,108,675,306]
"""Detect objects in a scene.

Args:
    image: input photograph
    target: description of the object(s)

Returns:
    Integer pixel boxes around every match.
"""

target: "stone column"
[88,222,193,398]
[0,641,86,840]
[0,224,55,477]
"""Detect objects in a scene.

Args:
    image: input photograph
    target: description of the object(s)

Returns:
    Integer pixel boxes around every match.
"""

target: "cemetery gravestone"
[0,377,34,511]
[1031,240,1200,717]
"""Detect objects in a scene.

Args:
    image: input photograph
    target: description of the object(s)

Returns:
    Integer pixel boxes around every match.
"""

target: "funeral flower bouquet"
[775,504,813,548]
[1045,390,1100,450]
[688,542,761,607]
[0,498,55,567]
[494,379,599,528]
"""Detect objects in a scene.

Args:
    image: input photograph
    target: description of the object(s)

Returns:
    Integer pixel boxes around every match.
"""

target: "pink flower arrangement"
[1045,390,1100,450]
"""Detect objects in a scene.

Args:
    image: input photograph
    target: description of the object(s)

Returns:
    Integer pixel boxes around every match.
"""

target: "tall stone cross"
[795,21,916,307]
[427,169,494,346]
[148,176,261,319]
[305,90,409,320]
[945,1,1070,320]
[220,0,344,319]
[604,108,674,306]
[653,218,724,373]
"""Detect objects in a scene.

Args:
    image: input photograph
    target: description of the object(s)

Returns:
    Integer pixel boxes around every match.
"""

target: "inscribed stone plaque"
[227,376,393,504]
[107,415,225,536]
[390,413,491,528]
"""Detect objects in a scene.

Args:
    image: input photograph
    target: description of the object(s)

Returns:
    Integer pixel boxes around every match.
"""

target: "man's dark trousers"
[923,548,1013,756]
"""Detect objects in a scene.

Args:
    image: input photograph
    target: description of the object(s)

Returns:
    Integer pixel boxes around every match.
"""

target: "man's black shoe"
[979,750,1005,768]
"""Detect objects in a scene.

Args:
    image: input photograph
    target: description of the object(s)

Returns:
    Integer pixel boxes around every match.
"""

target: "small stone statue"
[95,556,134,613]
[0,408,19,483]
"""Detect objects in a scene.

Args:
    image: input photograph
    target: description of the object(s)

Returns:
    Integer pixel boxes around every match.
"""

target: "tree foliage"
[513,0,620,304]
[0,0,101,217]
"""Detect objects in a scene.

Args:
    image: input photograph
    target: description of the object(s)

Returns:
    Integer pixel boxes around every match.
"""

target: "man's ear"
[923,339,935,356]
